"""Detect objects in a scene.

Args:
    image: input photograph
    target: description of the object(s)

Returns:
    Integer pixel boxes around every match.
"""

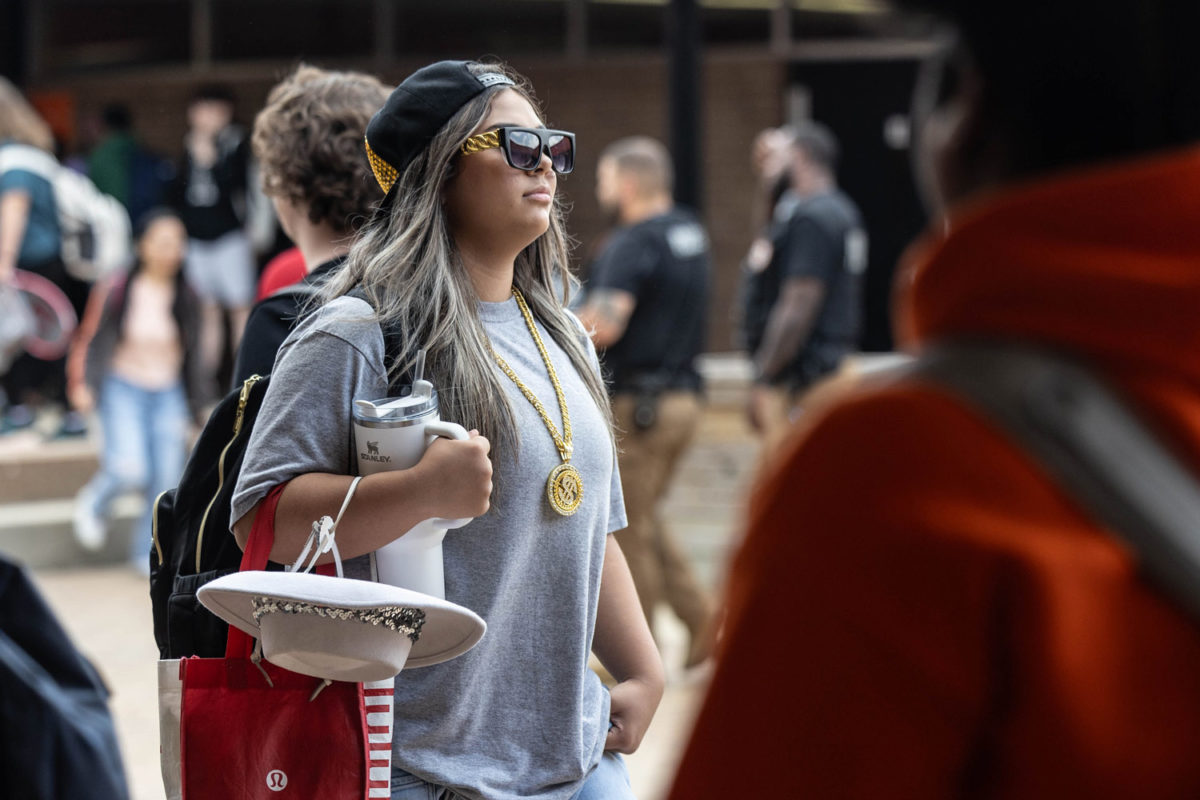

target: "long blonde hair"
[0,78,54,152]
[324,62,612,490]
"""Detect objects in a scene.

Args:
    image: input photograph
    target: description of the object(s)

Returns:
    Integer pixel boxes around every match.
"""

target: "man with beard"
[578,136,715,669]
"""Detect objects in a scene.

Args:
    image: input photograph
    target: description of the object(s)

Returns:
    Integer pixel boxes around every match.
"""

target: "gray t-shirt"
[231,295,626,800]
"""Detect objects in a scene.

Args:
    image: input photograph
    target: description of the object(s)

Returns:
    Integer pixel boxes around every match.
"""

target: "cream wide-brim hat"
[198,571,486,683]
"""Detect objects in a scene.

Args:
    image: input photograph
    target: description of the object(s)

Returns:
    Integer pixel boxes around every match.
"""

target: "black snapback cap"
[365,60,515,201]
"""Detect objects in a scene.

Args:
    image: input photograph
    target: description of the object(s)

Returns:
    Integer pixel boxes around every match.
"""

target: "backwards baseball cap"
[365,60,516,200]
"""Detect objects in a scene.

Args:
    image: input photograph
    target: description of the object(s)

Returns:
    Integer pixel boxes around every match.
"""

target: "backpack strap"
[0,142,58,182]
[268,279,320,300]
[905,341,1200,624]
[346,285,410,392]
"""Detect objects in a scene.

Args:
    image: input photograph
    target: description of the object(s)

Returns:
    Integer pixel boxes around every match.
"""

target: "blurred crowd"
[0,78,286,571]
[1,68,865,585]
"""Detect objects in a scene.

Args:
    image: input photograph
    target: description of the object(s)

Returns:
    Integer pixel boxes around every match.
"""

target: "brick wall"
[39,52,785,353]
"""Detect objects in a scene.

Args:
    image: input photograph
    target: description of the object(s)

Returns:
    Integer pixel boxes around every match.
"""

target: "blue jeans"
[81,375,189,562]
[390,753,633,800]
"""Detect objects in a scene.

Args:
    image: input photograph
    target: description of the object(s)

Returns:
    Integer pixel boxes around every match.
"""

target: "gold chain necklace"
[492,287,583,516]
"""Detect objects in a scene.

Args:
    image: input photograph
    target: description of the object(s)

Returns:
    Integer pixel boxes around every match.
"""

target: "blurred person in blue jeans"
[68,209,208,571]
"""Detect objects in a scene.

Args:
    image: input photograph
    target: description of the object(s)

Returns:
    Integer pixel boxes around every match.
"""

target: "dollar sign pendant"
[547,463,583,516]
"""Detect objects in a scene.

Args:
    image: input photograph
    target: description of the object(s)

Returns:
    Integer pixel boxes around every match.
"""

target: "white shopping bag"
[157,659,183,800]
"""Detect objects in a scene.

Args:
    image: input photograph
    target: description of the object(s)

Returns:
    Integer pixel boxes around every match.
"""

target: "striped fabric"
[363,678,395,799]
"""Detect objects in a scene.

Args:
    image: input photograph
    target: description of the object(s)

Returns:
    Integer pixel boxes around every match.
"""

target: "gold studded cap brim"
[366,137,399,195]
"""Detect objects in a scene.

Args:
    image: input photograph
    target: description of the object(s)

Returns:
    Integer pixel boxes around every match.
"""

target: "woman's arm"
[232,431,493,566]
[0,189,32,282]
[229,299,497,566]
[66,277,116,413]
[593,534,665,754]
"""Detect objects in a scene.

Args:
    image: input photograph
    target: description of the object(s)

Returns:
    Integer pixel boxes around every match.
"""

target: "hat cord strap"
[250,638,275,687]
[308,678,333,702]
[289,476,364,579]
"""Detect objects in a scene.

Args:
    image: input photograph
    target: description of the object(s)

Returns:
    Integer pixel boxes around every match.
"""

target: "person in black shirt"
[231,66,391,385]
[170,85,262,397]
[741,122,867,453]
[578,136,715,668]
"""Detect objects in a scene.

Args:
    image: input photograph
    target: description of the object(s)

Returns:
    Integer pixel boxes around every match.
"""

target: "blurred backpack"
[0,143,132,282]
[909,342,1200,624]
[0,556,130,800]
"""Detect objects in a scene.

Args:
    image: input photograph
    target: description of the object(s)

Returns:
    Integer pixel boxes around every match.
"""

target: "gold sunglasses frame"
[459,127,576,174]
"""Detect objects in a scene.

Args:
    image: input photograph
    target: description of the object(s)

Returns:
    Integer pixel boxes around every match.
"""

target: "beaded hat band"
[252,597,427,643]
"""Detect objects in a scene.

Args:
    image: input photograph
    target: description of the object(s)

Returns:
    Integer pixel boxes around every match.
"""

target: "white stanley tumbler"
[352,370,471,599]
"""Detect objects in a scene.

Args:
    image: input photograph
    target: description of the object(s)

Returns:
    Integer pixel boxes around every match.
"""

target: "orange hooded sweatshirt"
[669,148,1200,798]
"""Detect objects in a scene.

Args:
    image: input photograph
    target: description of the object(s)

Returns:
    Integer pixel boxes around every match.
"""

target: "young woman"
[231,60,662,800]
[69,209,206,569]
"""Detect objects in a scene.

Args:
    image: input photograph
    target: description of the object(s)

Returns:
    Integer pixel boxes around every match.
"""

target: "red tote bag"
[177,484,393,799]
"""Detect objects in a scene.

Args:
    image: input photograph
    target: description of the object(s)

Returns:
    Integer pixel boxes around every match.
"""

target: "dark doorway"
[1,0,28,84]
[787,58,928,352]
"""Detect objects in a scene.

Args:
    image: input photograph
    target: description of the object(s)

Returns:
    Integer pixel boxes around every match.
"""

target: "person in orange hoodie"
[670,0,1200,797]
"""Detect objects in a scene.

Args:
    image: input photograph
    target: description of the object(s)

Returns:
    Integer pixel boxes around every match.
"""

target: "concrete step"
[0,494,146,569]
[697,351,754,410]
[0,430,99,503]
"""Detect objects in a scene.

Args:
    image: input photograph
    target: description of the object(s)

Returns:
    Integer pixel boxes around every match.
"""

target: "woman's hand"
[593,537,666,754]
[745,382,772,434]
[413,430,493,520]
[605,676,664,754]
[69,384,94,415]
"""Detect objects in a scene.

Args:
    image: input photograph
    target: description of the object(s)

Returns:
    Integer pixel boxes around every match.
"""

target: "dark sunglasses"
[459,127,576,174]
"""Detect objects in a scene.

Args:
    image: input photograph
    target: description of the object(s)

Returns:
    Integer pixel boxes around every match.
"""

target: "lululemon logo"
[266,770,288,791]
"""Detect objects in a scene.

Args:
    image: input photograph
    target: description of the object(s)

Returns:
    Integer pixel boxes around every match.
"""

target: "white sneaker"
[72,486,107,551]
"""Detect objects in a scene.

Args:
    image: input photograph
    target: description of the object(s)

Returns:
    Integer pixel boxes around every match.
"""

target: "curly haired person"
[232,64,391,383]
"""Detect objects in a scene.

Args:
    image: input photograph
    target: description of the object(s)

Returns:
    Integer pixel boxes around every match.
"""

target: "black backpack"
[149,372,278,658]
[149,286,406,659]
[150,280,319,659]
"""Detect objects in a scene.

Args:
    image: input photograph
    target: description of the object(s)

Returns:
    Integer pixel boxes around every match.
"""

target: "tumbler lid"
[353,382,437,422]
